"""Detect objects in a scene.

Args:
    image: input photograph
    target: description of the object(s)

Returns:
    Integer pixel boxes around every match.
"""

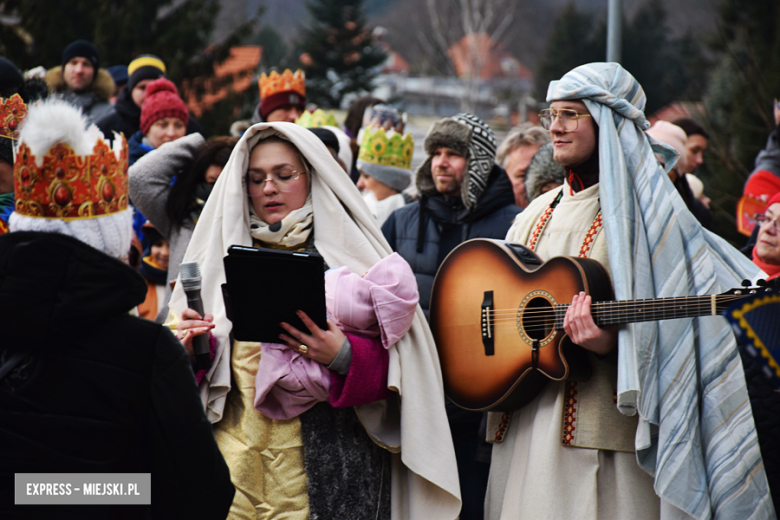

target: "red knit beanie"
[140,78,188,135]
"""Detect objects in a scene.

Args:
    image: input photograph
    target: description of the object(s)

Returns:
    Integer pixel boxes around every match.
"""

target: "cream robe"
[485,182,683,520]
[167,123,461,520]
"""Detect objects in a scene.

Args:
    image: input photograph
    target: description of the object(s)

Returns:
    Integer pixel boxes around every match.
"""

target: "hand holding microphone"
[178,262,214,371]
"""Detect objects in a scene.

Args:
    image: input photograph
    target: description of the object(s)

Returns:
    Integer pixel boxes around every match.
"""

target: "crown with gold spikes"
[295,109,339,129]
[14,135,129,221]
[259,69,306,100]
[1,94,28,141]
[358,127,414,171]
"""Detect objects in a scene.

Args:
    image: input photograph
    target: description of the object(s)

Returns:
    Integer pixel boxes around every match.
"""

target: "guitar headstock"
[722,278,780,296]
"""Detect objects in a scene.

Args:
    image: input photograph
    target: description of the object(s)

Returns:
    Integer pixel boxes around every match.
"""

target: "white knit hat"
[9,99,132,259]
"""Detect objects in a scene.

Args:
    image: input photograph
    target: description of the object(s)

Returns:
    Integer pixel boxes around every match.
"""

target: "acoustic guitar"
[429,238,777,412]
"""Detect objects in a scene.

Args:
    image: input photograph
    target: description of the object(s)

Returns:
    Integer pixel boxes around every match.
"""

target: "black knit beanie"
[127,55,166,91]
[309,127,340,155]
[62,40,100,69]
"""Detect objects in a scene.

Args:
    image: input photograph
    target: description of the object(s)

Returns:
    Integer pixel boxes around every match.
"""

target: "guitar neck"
[555,294,746,329]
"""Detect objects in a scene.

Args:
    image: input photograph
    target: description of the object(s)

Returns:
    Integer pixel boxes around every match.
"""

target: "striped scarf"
[548,63,773,519]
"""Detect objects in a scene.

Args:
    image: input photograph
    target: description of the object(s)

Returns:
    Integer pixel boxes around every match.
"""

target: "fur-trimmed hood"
[525,142,565,202]
[416,113,497,211]
[45,66,115,101]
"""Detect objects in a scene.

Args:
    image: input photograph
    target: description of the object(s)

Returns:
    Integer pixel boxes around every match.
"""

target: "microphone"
[180,261,211,371]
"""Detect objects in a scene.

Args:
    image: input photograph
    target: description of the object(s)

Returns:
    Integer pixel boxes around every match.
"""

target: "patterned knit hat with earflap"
[139,78,188,135]
[416,113,497,210]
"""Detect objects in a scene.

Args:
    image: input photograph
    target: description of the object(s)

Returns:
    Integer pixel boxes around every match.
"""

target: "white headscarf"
[168,121,461,520]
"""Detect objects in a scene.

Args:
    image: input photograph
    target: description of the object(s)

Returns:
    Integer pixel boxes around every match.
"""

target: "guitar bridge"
[482,291,494,356]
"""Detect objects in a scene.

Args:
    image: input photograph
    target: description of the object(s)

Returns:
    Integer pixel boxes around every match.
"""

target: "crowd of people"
[1,37,779,520]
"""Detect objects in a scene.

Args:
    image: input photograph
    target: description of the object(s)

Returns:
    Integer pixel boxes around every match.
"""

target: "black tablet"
[222,245,327,343]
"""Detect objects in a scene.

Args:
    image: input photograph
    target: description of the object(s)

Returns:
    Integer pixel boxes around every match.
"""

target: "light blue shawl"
[548,63,774,520]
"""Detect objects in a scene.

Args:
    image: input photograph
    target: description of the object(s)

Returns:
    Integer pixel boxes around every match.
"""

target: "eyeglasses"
[538,108,592,131]
[756,213,780,230]
[247,166,306,193]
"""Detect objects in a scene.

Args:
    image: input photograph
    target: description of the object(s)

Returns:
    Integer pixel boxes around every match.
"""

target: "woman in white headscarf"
[168,122,461,520]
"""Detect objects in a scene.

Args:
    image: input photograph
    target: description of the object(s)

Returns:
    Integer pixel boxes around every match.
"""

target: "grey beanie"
[357,160,412,192]
[525,142,565,202]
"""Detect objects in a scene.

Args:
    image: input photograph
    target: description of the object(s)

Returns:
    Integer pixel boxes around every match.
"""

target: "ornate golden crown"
[14,136,129,220]
[1,94,28,140]
[358,127,414,171]
[295,109,339,128]
[259,69,306,100]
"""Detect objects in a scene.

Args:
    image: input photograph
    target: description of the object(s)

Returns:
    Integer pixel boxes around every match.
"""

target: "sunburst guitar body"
[430,239,612,411]
[430,239,778,412]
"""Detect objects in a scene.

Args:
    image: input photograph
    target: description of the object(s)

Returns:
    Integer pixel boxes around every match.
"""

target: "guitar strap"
[528,188,603,259]
[525,188,608,448]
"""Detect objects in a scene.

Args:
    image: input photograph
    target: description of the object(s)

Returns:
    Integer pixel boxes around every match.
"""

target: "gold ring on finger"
[299,344,308,354]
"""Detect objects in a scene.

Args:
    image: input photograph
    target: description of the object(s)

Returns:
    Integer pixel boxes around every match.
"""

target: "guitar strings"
[480,294,747,318]
[476,296,748,331]
[486,302,745,324]
[484,294,748,312]
[463,295,751,336]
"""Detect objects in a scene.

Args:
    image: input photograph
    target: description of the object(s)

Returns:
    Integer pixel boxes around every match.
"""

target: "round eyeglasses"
[538,108,592,132]
[247,166,307,193]
[756,213,780,231]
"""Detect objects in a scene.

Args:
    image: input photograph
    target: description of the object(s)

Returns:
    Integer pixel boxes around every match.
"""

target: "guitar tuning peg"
[741,279,752,288]
[757,279,767,287]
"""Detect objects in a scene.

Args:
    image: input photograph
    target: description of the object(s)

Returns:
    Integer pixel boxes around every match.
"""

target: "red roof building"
[183,45,262,118]
[447,33,532,81]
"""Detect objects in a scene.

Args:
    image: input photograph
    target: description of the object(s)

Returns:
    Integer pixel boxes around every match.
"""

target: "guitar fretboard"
[553,293,757,329]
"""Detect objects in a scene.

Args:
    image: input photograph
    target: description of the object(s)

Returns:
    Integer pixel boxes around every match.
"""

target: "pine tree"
[251,27,289,70]
[536,1,704,115]
[0,0,254,85]
[699,0,780,244]
[0,0,260,136]
[622,0,704,115]
[535,3,605,101]
[297,0,387,108]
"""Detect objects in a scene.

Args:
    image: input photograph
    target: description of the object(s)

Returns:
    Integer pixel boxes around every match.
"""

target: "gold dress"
[213,339,310,519]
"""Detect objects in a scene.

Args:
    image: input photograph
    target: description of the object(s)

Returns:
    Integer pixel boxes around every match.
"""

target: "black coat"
[96,86,205,142]
[0,232,234,519]
[382,163,521,316]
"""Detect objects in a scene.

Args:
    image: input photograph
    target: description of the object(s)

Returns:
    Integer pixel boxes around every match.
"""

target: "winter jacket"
[44,66,115,123]
[97,86,204,142]
[0,231,234,519]
[129,134,206,320]
[739,346,780,511]
[128,130,154,166]
[753,125,780,180]
[382,163,520,316]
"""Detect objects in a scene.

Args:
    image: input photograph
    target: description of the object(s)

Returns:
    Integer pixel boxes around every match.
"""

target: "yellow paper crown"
[295,109,339,128]
[14,135,129,221]
[358,127,414,171]
[259,69,306,99]
[1,94,28,140]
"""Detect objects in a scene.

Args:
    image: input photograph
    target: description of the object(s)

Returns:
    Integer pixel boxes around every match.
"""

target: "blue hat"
[106,65,128,86]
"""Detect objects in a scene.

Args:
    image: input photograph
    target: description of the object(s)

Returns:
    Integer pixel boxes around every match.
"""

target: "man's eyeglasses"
[538,108,592,132]
[247,166,307,193]
[756,213,780,230]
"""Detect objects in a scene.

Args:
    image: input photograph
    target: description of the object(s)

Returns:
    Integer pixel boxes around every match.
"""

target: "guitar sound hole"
[521,297,554,341]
